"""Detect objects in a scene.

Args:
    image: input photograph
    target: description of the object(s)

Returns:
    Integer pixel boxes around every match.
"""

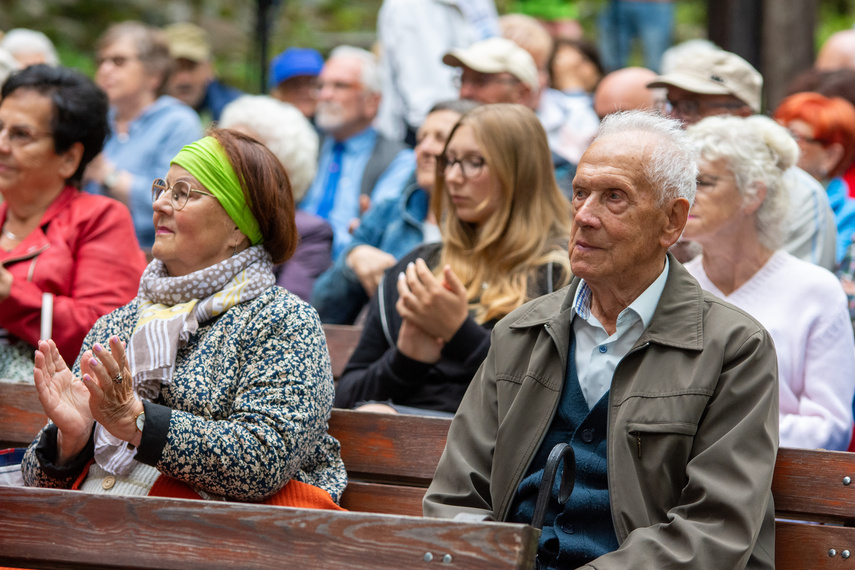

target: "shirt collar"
[571,257,670,330]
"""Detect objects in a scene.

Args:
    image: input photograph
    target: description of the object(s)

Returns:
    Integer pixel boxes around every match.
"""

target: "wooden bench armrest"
[0,486,537,570]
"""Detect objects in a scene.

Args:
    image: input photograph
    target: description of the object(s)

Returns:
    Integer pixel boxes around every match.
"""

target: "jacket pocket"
[623,420,698,511]
[626,421,697,459]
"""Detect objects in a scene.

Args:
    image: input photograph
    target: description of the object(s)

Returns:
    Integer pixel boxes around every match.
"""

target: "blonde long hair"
[433,104,572,323]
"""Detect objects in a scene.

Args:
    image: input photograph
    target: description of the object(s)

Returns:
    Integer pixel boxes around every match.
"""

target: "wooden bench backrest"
[328,409,451,516]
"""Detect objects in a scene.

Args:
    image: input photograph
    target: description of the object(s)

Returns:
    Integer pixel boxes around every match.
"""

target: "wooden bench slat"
[339,481,425,517]
[775,521,855,569]
[773,448,855,525]
[329,409,450,486]
[0,486,538,570]
[0,381,45,448]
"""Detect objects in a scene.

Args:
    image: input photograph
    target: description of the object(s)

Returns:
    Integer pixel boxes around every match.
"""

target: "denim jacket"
[311,183,431,324]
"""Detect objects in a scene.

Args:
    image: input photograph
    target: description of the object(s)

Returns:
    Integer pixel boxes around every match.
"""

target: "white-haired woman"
[220,95,330,302]
[0,28,59,67]
[684,114,855,450]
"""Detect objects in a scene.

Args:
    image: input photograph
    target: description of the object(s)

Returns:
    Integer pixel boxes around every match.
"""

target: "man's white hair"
[0,28,59,66]
[596,110,699,206]
[219,95,319,202]
[328,45,381,94]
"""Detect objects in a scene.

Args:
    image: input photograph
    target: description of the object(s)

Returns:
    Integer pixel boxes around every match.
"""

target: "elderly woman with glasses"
[683,114,855,451]
[0,64,146,381]
[83,21,201,251]
[21,128,347,507]
[335,104,572,415]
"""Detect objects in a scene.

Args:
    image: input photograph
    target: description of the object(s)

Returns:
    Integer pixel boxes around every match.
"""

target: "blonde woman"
[335,104,572,414]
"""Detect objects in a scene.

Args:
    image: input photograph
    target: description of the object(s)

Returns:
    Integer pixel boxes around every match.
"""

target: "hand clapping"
[394,258,469,363]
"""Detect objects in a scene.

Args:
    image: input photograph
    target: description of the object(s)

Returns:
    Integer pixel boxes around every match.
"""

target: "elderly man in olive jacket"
[424,110,779,569]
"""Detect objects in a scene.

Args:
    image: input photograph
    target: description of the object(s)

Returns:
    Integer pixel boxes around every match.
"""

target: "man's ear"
[660,197,690,249]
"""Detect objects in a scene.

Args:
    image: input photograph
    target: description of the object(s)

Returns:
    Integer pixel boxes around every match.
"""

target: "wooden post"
[707,0,817,112]
[762,0,817,111]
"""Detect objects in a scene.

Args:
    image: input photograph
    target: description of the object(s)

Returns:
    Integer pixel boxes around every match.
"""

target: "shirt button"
[102,475,116,490]
[598,345,607,353]
[581,429,594,443]
[561,523,574,534]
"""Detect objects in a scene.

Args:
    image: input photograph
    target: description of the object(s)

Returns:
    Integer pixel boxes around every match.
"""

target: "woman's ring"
[113,373,123,384]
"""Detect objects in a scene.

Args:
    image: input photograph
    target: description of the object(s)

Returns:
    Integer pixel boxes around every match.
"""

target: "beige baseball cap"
[443,37,539,91]
[164,23,211,63]
[647,49,763,113]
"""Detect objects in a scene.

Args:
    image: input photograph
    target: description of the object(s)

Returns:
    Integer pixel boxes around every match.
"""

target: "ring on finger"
[113,373,123,384]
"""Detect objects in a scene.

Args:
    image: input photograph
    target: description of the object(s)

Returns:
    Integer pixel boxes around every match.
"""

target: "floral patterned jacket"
[22,286,348,503]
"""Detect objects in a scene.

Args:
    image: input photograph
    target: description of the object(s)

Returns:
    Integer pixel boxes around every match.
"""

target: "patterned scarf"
[94,246,275,475]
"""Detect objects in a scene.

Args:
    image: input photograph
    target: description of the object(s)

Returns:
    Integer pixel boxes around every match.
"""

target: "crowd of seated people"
[6,8,855,567]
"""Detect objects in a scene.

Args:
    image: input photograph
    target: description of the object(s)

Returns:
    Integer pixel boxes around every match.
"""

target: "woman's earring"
[232,243,238,257]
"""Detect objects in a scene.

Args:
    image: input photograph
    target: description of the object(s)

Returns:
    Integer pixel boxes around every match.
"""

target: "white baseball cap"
[443,37,539,92]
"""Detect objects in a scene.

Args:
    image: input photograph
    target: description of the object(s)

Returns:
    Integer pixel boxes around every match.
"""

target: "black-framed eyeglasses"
[0,120,52,148]
[453,73,520,90]
[437,153,487,179]
[664,99,747,118]
[151,178,216,210]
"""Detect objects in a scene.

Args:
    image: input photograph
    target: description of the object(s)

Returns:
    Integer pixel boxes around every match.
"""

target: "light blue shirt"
[300,127,414,260]
[571,258,669,409]
[85,96,202,249]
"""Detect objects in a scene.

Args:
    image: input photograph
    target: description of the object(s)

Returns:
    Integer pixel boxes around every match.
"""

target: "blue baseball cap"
[269,48,324,89]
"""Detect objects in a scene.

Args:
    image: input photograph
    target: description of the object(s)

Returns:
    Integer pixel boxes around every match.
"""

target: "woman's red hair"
[774,92,855,177]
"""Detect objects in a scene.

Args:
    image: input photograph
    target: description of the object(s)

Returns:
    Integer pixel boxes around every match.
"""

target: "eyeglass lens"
[151,179,192,210]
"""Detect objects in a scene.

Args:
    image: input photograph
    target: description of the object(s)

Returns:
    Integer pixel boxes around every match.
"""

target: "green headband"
[170,136,263,245]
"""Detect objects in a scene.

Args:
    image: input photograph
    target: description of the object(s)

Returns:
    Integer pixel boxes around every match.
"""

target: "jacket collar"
[0,185,77,260]
[509,252,704,351]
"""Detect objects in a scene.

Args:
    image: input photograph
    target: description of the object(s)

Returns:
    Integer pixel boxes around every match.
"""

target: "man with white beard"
[299,46,414,260]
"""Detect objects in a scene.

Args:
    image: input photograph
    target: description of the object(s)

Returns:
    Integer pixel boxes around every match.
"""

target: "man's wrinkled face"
[167,58,213,109]
[570,132,684,291]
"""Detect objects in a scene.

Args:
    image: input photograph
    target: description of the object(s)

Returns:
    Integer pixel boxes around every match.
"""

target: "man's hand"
[347,245,397,296]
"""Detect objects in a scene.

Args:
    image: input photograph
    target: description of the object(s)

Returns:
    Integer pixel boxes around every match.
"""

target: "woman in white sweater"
[683,114,855,450]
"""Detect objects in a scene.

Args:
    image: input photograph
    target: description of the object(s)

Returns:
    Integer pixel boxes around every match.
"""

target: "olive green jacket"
[424,255,778,569]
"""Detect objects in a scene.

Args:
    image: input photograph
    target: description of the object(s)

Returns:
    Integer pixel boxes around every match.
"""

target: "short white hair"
[596,110,699,206]
[328,45,381,94]
[219,95,319,202]
[0,28,59,66]
[687,115,797,250]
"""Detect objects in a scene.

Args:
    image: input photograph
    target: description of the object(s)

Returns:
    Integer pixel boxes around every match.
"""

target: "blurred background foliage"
[0,0,853,92]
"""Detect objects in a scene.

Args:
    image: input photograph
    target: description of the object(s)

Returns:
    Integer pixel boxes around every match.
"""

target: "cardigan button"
[581,429,594,443]
[560,523,574,534]
[102,475,116,490]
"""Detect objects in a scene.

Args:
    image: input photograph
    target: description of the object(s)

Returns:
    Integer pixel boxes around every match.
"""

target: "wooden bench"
[3,379,855,568]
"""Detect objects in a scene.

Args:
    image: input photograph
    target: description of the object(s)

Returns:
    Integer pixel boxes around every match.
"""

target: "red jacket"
[0,186,146,364]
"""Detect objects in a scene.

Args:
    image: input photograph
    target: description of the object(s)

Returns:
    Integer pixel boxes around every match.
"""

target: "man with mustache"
[299,46,413,261]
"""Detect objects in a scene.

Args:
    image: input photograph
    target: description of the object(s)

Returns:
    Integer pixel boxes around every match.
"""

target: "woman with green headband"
[21,128,348,508]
